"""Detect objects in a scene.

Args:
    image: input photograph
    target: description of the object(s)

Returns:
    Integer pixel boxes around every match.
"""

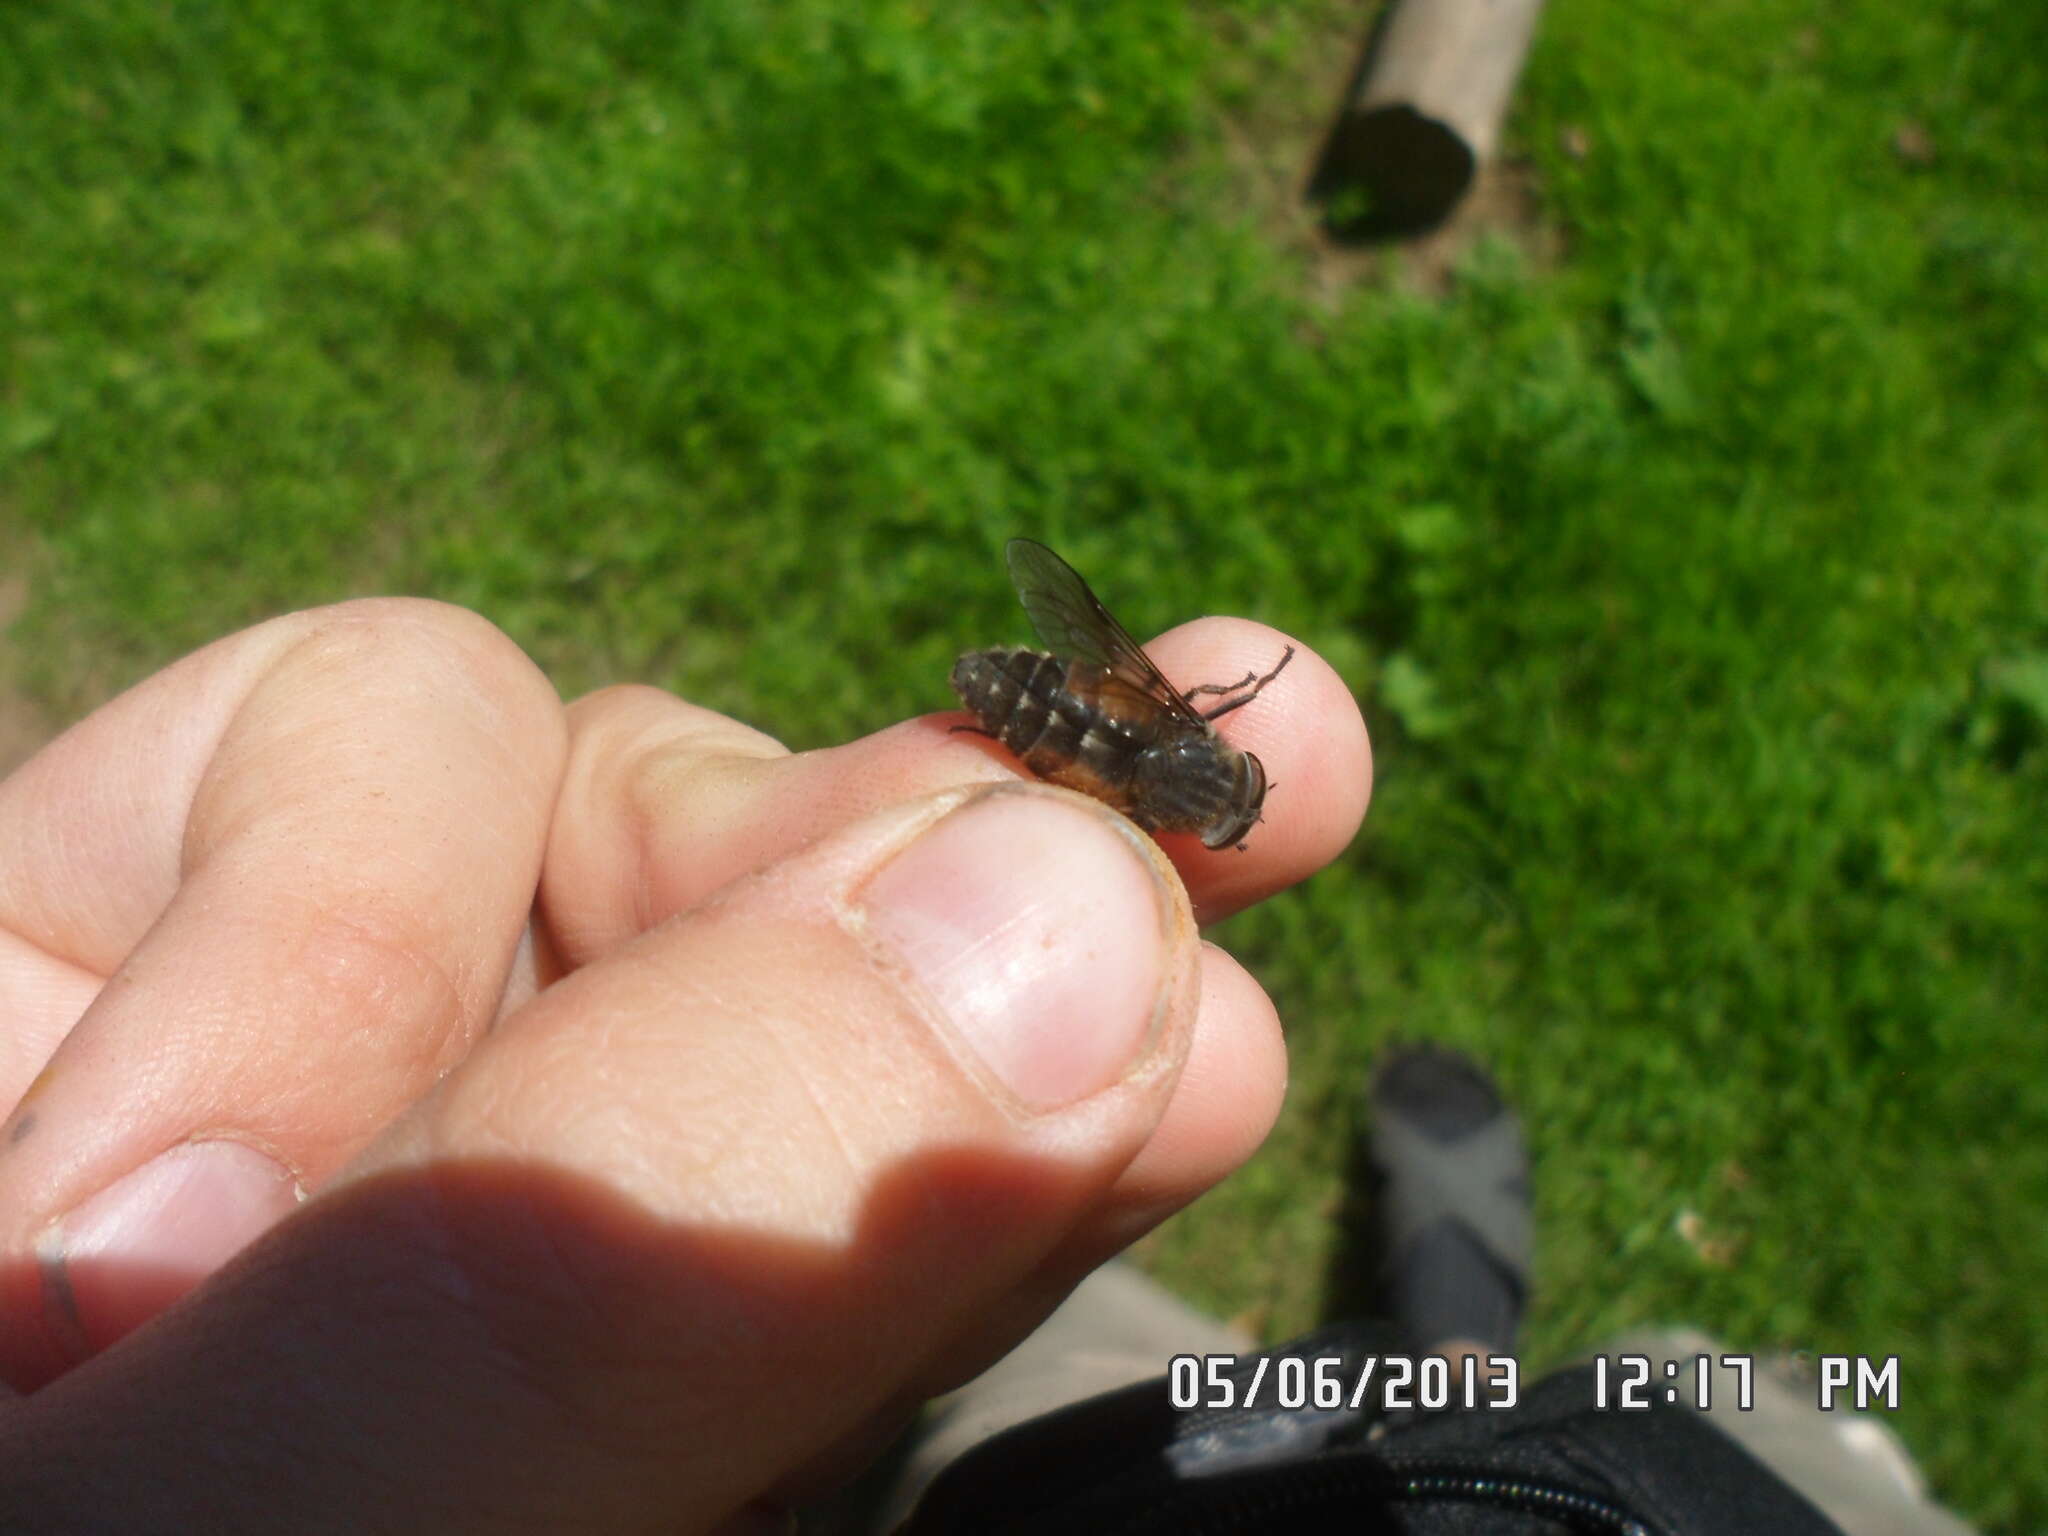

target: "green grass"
[4,0,2044,1526]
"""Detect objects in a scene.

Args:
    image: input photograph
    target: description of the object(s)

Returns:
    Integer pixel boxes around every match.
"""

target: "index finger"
[1119,617,1371,920]
[539,620,1367,969]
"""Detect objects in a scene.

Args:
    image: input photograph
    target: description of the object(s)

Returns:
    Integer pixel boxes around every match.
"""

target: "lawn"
[4,0,2044,1527]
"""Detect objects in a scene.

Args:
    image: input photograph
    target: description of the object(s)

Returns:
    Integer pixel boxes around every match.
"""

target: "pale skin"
[0,598,1371,1533]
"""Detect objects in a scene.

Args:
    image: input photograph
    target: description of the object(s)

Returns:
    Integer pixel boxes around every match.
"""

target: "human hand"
[0,597,1368,1532]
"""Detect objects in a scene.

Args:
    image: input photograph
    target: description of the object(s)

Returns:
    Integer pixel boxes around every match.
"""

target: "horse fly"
[950,538,1293,851]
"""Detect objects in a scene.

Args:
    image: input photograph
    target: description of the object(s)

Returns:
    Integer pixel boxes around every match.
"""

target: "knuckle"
[281,598,551,712]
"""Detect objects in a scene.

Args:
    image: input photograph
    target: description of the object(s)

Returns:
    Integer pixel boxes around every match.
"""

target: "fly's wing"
[1004,538,1204,724]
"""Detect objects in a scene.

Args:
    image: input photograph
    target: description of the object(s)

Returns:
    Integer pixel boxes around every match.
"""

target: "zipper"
[1378,1452,1657,1534]
[1105,1452,1661,1535]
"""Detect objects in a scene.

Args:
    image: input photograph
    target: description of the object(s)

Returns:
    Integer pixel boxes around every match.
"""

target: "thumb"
[4,784,1201,1534]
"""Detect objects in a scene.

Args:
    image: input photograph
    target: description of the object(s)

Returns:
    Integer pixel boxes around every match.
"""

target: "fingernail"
[860,790,1175,1111]
[42,1140,304,1357]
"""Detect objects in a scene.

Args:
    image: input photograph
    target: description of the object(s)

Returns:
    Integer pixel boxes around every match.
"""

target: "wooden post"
[1313,0,1547,239]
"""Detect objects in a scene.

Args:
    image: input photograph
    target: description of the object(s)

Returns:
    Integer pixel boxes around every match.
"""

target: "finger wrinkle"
[265,896,477,1086]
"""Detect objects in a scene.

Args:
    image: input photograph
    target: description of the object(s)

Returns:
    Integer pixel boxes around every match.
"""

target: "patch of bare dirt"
[1209,3,1563,303]
[1385,155,1563,295]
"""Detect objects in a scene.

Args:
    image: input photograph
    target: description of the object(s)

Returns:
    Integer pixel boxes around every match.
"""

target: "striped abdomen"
[950,646,1267,848]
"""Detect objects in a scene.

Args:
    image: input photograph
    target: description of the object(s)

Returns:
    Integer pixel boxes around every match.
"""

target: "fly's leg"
[1197,645,1296,722]
[1183,668,1261,701]
[1230,789,1276,851]
[949,723,999,739]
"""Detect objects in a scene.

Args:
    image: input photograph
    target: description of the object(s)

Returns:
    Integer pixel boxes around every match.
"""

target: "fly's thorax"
[1121,734,1257,845]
